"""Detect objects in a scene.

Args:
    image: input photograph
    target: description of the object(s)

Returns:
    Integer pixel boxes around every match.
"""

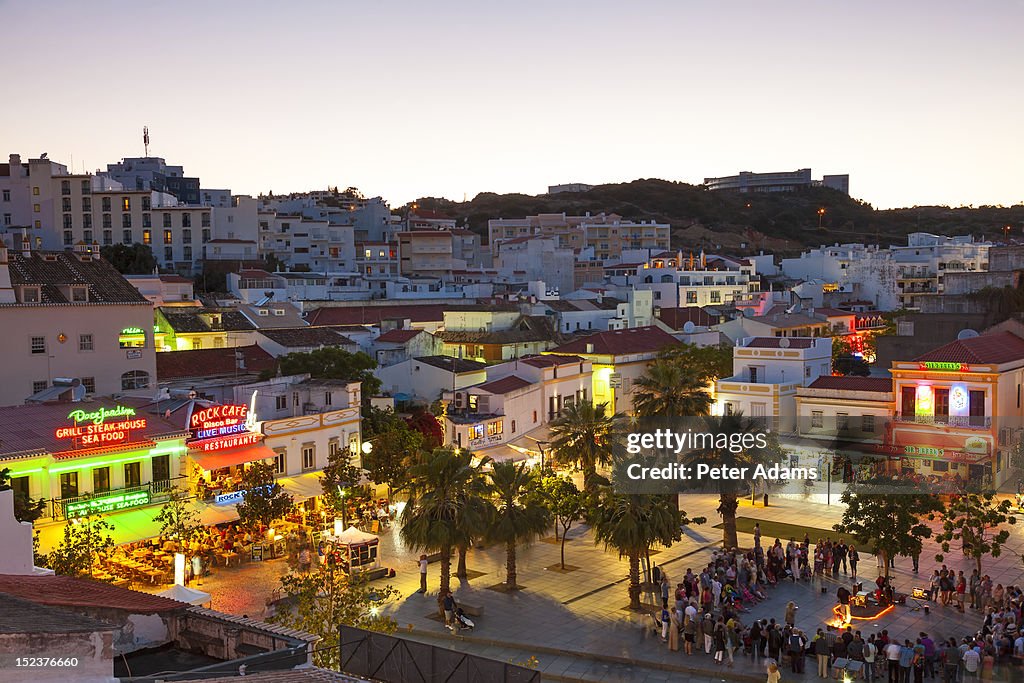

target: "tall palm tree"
[548,400,625,491]
[632,357,713,418]
[400,448,491,596]
[486,462,551,590]
[591,489,689,610]
[454,475,493,580]
[679,412,778,550]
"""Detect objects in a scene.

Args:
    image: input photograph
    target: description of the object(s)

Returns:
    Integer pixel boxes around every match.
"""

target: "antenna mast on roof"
[143,126,150,157]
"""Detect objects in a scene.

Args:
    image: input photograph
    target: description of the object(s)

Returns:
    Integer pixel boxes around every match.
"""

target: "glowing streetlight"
[817,207,826,229]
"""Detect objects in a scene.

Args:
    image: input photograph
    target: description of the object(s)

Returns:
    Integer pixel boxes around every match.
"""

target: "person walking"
[849,545,859,581]
[703,612,715,655]
[714,618,727,664]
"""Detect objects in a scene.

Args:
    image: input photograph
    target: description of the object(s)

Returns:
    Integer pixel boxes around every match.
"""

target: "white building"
[713,336,833,432]
[494,236,576,295]
[375,355,488,403]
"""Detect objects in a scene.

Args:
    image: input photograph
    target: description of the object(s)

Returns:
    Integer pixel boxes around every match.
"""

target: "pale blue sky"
[3,0,1022,209]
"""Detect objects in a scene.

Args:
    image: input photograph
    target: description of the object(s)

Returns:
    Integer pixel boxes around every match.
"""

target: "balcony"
[894,413,991,429]
[47,476,185,521]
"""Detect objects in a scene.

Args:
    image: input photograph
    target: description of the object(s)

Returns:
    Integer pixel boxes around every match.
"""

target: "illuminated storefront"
[0,400,190,553]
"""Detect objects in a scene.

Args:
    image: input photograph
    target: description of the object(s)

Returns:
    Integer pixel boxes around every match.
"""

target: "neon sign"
[56,417,147,448]
[121,327,146,335]
[193,432,262,452]
[68,405,137,425]
[919,362,970,372]
[66,490,150,518]
[950,384,969,417]
[190,404,248,431]
[914,385,933,417]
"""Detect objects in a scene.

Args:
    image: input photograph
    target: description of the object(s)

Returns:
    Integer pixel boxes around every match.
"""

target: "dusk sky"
[4,0,1022,210]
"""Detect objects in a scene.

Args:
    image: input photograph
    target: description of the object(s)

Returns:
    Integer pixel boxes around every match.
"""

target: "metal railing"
[894,413,991,429]
[48,475,186,520]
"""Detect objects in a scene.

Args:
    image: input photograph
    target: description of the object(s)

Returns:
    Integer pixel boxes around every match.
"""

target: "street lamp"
[535,440,550,471]
[817,208,826,229]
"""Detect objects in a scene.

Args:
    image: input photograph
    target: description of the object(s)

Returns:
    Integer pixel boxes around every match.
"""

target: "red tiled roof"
[410,209,453,220]
[306,304,448,327]
[744,337,816,349]
[0,575,186,613]
[550,326,681,356]
[476,375,533,395]
[237,269,273,279]
[806,376,893,393]
[157,344,275,380]
[376,329,423,343]
[520,354,584,368]
[914,331,1024,364]
[814,307,856,317]
[658,307,718,330]
[159,275,193,284]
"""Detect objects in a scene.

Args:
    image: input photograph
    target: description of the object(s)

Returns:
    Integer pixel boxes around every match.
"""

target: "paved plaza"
[141,492,1024,681]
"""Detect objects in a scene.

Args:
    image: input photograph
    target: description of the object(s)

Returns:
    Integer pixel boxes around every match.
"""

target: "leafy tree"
[591,490,701,610]
[549,400,625,492]
[361,408,423,501]
[657,343,733,386]
[933,491,1015,575]
[834,477,945,578]
[406,408,444,450]
[268,564,399,669]
[534,473,585,569]
[320,445,364,521]
[100,243,158,274]
[677,413,780,549]
[236,461,294,533]
[153,487,202,562]
[485,462,550,589]
[46,510,115,577]
[400,448,491,597]
[0,467,45,523]
[265,347,381,397]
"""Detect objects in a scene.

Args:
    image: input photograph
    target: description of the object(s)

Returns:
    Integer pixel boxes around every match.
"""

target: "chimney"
[20,229,31,257]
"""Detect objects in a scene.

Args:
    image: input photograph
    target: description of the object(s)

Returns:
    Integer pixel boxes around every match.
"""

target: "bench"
[458,602,484,617]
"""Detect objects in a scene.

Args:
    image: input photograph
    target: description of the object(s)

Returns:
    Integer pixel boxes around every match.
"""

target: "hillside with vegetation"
[407,179,1024,256]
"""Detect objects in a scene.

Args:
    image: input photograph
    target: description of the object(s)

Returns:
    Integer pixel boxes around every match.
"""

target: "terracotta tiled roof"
[658,307,719,329]
[159,275,193,284]
[414,356,486,373]
[5,251,150,305]
[476,375,533,395]
[806,376,893,393]
[744,337,816,349]
[0,398,188,458]
[0,575,187,613]
[549,326,681,356]
[258,327,356,349]
[156,344,275,380]
[813,307,856,317]
[376,329,423,343]
[914,331,1024,364]
[0,592,115,634]
[306,304,448,327]
[520,354,584,367]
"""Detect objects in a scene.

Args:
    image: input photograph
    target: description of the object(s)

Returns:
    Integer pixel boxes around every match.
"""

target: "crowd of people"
[650,524,1024,681]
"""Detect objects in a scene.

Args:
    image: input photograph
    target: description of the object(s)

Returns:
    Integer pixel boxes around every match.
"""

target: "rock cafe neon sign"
[189,404,261,451]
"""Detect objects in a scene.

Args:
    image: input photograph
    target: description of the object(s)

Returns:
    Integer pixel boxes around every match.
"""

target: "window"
[30,336,45,354]
[932,459,949,473]
[103,230,112,245]
[274,450,287,474]
[103,213,112,229]
[202,229,211,243]
[182,229,191,243]
[121,197,130,211]
[81,180,90,194]
[183,246,192,261]
[324,391,332,406]
[163,229,172,244]
[121,370,150,390]
[163,213,172,228]
[164,246,173,262]
[2,214,10,226]
[71,286,88,302]
[710,291,721,303]
[142,229,151,244]
[837,413,850,431]
[83,229,92,243]
[182,213,191,228]
[1,190,9,201]
[32,380,47,394]
[811,411,823,429]
[61,180,71,195]
[293,392,300,407]
[123,462,141,488]
[93,467,111,493]
[9,475,28,502]
[82,197,91,212]
[32,186,39,196]
[470,424,485,440]
[201,212,211,227]
[59,472,79,499]
[122,229,133,244]
[63,230,73,245]
[862,414,875,433]
[152,454,170,485]
[686,291,698,304]
[275,395,287,410]
[62,197,72,212]
[81,377,95,393]
[33,203,40,212]
[142,196,151,211]
[78,333,93,351]
[487,420,503,436]
[122,213,132,228]
[302,445,315,470]
[142,213,152,228]
[258,309,269,316]
[22,286,40,303]
[328,439,341,458]
[102,197,111,212]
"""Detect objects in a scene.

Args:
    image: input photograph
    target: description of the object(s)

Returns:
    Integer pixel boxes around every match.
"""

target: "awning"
[190,443,278,470]
[473,443,531,463]
[35,506,163,554]
[278,472,325,502]
[198,502,240,526]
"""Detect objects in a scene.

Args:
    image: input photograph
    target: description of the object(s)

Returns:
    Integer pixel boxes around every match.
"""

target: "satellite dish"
[682,321,696,333]
[779,338,791,348]
[742,308,755,318]
[957,329,980,340]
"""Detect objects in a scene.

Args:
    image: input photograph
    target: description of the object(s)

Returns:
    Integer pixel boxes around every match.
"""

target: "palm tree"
[400,448,491,596]
[454,474,493,580]
[486,462,551,590]
[632,358,713,418]
[548,400,625,491]
[591,489,691,610]
[679,412,778,550]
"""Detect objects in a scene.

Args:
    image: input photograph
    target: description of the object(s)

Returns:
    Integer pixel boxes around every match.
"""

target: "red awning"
[190,443,277,470]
